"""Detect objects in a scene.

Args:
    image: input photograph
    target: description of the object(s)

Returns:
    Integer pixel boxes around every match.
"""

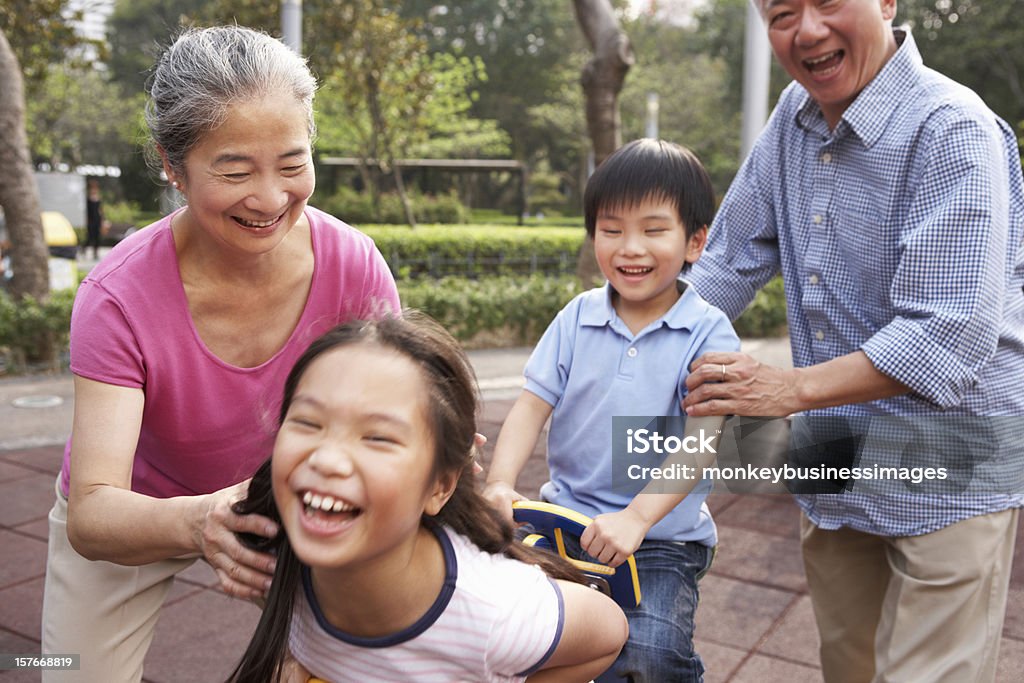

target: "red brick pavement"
[2,398,1022,681]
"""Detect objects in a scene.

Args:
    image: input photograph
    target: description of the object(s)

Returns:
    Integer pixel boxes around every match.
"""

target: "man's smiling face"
[761,0,898,128]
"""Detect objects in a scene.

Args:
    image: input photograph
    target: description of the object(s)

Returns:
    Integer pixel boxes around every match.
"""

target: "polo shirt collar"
[796,29,922,147]
[580,278,697,331]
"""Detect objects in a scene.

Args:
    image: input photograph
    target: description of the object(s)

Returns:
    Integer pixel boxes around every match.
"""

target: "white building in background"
[629,0,708,26]
[65,0,116,62]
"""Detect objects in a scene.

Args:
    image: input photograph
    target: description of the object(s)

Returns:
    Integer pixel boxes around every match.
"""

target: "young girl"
[229,313,628,682]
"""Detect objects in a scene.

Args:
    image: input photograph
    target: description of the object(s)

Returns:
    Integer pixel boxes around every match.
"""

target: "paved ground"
[1,338,1021,681]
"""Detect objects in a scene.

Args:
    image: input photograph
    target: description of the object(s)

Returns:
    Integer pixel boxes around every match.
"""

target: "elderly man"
[684,1,1024,681]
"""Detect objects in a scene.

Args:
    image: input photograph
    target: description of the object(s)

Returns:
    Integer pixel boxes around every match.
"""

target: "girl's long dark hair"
[227,312,584,682]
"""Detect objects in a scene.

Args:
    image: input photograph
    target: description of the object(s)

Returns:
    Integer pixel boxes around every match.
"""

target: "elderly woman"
[40,26,400,682]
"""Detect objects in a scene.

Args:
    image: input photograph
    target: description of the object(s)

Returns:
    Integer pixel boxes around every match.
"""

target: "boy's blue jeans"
[558,533,714,683]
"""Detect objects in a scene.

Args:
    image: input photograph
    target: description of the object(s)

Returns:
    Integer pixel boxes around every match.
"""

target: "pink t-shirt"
[61,206,400,498]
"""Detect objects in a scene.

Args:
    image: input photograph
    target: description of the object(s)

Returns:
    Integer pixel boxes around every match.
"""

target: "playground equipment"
[513,500,641,608]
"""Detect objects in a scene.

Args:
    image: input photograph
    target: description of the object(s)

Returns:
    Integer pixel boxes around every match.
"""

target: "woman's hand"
[193,479,279,599]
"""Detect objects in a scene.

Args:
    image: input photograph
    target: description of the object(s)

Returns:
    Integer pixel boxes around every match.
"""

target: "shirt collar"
[796,29,922,147]
[580,278,698,331]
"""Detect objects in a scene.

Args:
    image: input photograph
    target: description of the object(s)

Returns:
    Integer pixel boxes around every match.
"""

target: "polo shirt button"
[627,347,638,357]
[821,152,832,164]
[815,330,825,341]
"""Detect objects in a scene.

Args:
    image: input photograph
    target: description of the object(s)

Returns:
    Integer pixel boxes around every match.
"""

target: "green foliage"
[318,188,470,225]
[26,65,146,167]
[733,276,788,338]
[362,225,584,278]
[468,209,584,228]
[107,0,210,95]
[398,275,582,346]
[1019,121,1024,165]
[401,272,788,346]
[317,46,508,160]
[0,0,102,96]
[0,269,789,374]
[0,289,75,370]
[527,167,570,215]
[899,0,1024,128]
[103,200,142,225]
[398,0,583,162]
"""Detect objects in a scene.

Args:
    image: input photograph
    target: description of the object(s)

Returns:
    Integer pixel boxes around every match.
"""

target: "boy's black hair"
[583,138,715,239]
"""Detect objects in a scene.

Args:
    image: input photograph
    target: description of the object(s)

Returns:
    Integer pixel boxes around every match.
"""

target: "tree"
[107,0,210,95]
[572,0,635,286]
[693,0,789,122]
[572,0,635,168]
[0,0,99,98]
[398,0,583,163]
[27,64,146,168]
[196,0,510,225]
[620,15,741,195]
[898,0,1024,129]
[0,28,49,302]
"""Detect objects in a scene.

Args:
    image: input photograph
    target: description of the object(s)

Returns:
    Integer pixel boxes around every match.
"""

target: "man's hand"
[683,351,799,417]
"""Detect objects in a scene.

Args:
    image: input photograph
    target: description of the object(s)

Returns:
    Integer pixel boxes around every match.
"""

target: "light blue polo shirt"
[525,279,741,545]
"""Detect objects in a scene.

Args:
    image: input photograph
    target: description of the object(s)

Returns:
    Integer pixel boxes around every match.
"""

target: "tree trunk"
[571,0,635,288]
[391,162,417,229]
[366,73,383,217]
[0,29,49,302]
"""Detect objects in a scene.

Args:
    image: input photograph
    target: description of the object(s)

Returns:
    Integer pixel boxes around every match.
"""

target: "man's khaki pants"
[801,509,1018,683]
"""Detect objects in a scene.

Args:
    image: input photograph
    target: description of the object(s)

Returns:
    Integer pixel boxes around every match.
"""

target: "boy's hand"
[580,509,649,568]
[482,481,526,525]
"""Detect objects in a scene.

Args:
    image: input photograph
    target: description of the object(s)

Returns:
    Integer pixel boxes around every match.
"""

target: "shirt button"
[809,274,819,285]
[627,347,638,358]
[821,152,832,164]
[813,214,823,224]
[815,330,825,341]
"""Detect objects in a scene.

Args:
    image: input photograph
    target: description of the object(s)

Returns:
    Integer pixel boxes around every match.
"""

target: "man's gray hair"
[144,25,317,178]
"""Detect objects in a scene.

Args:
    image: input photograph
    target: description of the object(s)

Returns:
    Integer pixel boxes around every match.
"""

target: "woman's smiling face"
[172,94,315,255]
[271,343,453,573]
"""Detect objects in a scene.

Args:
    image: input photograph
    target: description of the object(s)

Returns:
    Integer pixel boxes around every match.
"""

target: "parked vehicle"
[1,210,80,291]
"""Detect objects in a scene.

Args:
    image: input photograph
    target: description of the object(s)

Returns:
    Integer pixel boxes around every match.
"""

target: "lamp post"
[740,0,771,162]
[281,0,302,54]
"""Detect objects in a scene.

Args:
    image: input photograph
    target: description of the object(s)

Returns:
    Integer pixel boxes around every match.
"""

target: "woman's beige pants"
[40,479,197,682]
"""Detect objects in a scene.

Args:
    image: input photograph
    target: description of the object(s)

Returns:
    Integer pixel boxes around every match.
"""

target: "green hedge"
[0,289,76,371]
[318,187,470,225]
[0,275,788,373]
[399,274,789,346]
[732,276,788,338]
[363,225,585,279]
[399,274,582,347]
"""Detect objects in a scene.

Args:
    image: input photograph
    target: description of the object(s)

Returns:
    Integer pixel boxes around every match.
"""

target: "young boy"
[484,138,740,682]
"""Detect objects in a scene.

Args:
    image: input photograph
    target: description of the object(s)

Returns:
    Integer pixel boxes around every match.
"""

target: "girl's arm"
[582,415,725,567]
[66,375,277,599]
[483,390,554,523]
[527,580,628,682]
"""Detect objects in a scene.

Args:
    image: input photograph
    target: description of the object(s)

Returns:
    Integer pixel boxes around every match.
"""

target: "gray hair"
[144,25,317,178]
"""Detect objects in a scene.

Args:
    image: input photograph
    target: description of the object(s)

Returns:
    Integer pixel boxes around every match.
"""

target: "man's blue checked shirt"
[688,30,1024,536]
